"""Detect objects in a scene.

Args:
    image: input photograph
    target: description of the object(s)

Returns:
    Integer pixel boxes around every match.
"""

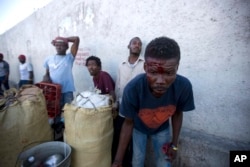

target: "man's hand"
[3,76,8,83]
[111,160,122,167]
[162,142,178,162]
[112,106,118,119]
[166,147,178,162]
[43,74,52,83]
[112,101,118,119]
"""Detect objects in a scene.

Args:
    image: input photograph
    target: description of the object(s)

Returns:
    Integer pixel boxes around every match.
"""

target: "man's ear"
[144,62,147,72]
[176,63,179,71]
[98,66,102,71]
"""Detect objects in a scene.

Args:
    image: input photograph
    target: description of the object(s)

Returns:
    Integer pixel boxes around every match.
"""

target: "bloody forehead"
[146,62,166,73]
[146,62,165,66]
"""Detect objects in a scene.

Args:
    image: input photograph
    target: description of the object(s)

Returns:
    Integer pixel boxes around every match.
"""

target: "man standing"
[43,36,80,111]
[18,54,34,88]
[112,37,144,167]
[85,55,115,100]
[0,53,9,94]
[112,36,195,167]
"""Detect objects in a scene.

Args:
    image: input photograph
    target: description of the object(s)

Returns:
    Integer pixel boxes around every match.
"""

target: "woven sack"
[0,85,53,167]
[63,102,113,167]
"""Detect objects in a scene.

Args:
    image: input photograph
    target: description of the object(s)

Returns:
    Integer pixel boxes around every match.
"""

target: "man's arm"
[109,90,116,102]
[171,110,183,146]
[43,69,52,83]
[102,74,116,101]
[3,61,9,83]
[29,71,34,84]
[114,68,121,109]
[112,118,134,167]
[67,36,80,57]
[28,63,34,83]
[168,110,183,161]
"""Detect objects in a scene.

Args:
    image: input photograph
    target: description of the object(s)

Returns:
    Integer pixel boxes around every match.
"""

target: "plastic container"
[35,82,61,118]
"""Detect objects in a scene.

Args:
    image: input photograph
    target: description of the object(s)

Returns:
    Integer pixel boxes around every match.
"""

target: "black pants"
[112,115,133,167]
[0,77,9,95]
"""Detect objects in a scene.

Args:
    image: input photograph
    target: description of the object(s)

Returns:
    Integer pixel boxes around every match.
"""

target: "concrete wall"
[0,0,249,166]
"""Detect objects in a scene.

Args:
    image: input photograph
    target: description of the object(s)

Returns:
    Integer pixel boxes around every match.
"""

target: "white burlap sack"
[0,85,53,167]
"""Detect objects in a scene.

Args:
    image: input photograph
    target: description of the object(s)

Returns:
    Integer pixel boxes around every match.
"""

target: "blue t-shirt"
[120,74,195,135]
[43,53,75,93]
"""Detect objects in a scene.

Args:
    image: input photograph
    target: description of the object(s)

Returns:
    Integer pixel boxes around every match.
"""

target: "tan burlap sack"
[0,85,53,167]
[63,103,113,167]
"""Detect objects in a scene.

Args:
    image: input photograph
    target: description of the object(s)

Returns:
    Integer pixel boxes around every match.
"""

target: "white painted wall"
[0,0,249,144]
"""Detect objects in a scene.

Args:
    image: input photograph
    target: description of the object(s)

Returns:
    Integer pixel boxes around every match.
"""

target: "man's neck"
[56,52,66,56]
[128,54,140,64]
[93,71,101,78]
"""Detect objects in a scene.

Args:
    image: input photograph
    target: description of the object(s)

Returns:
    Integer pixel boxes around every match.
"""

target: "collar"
[121,57,144,64]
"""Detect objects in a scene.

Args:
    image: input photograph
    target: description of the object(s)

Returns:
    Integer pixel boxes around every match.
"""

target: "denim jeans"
[18,80,30,88]
[60,92,74,111]
[132,128,171,167]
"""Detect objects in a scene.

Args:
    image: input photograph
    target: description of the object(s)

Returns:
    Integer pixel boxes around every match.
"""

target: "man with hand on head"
[112,36,195,167]
[43,36,80,111]
[18,54,34,88]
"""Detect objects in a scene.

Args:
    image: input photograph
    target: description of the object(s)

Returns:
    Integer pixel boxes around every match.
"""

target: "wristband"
[170,143,178,151]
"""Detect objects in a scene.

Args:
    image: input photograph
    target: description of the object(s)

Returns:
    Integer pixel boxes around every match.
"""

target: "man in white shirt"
[112,37,145,167]
[18,54,33,88]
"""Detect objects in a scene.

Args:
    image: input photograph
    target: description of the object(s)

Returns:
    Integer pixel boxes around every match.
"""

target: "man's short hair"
[85,55,102,67]
[144,36,180,62]
[128,37,141,45]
